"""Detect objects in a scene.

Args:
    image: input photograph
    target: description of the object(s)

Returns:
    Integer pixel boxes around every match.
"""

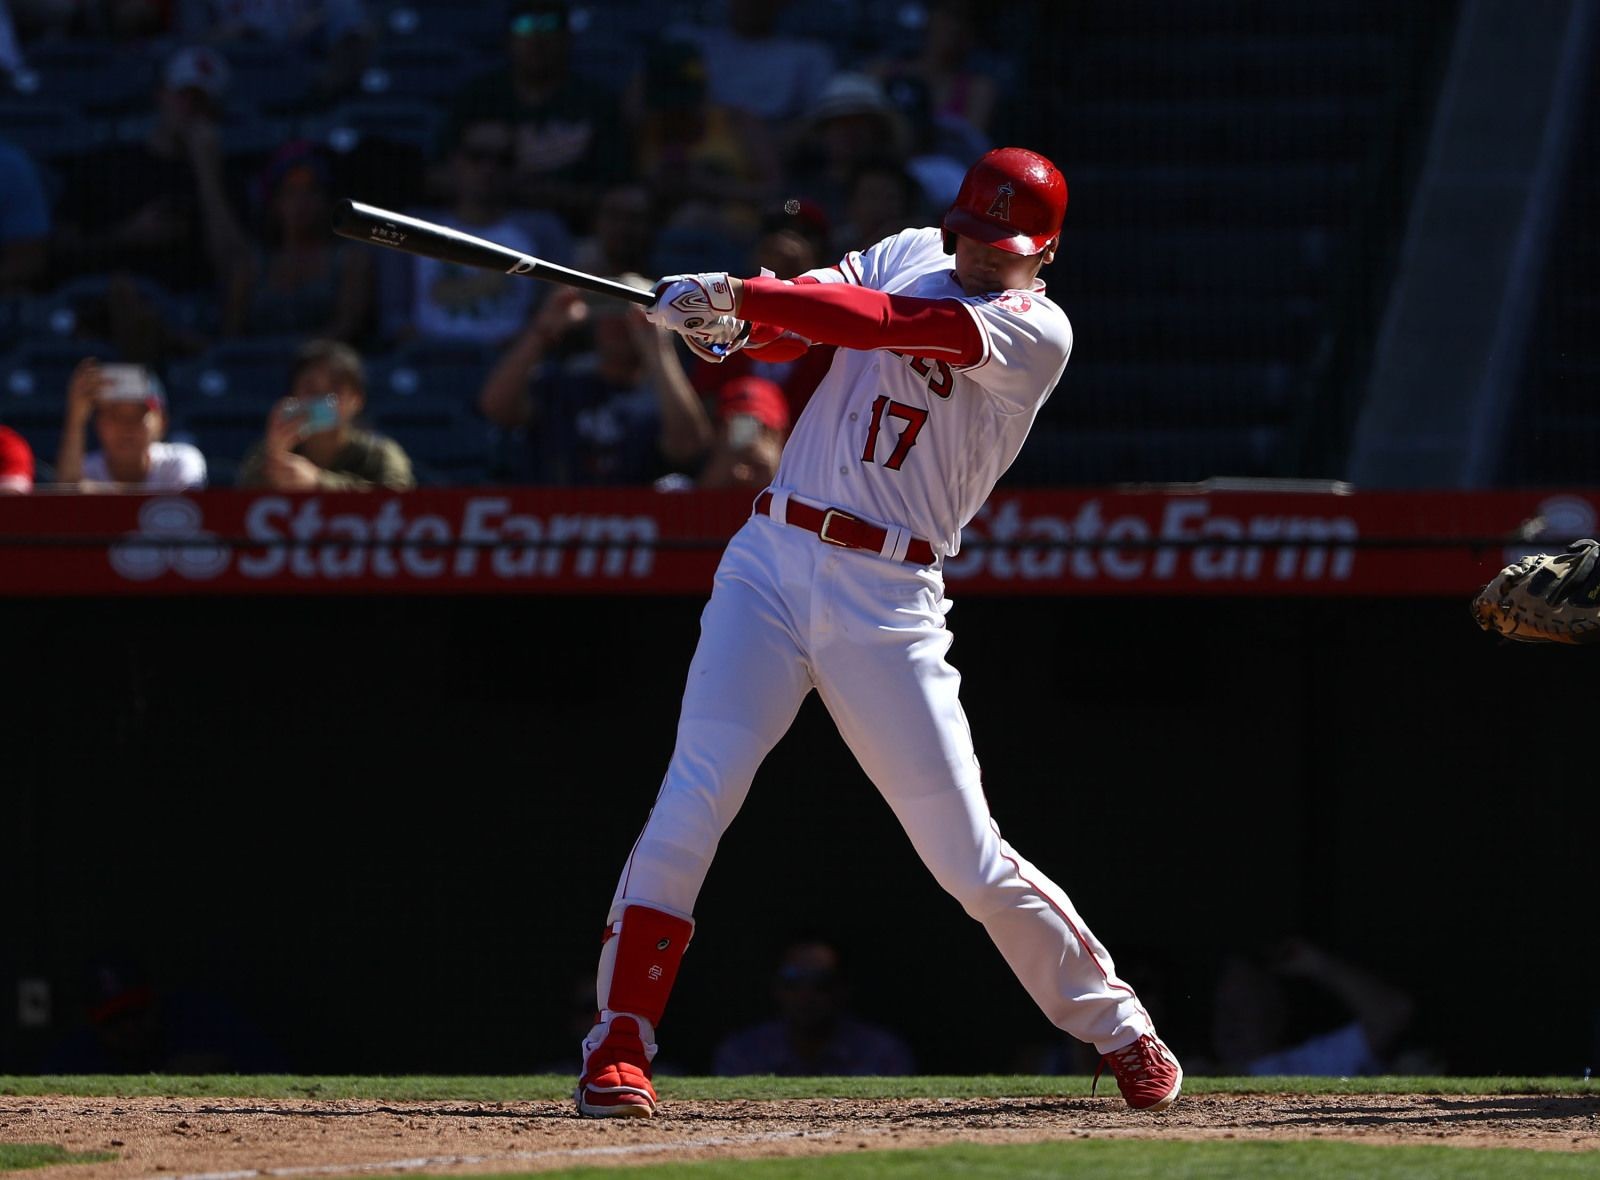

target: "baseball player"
[576,147,1182,1117]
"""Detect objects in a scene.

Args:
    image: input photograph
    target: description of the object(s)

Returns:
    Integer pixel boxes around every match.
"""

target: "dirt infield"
[4,1093,1599,1177]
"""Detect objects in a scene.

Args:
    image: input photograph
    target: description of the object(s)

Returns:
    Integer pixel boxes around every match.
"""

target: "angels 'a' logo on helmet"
[986,181,1015,222]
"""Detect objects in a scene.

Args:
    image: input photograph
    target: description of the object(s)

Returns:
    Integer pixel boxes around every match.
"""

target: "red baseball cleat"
[576,1015,658,1118]
[1093,1033,1183,1112]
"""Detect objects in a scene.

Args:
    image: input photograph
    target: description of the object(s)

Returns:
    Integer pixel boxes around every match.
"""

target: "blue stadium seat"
[0,340,121,472]
[31,275,217,343]
[358,42,477,100]
[163,337,302,413]
[13,42,157,113]
[306,97,445,158]
[371,340,495,407]
[381,0,511,50]
[371,402,494,485]
[1,338,118,403]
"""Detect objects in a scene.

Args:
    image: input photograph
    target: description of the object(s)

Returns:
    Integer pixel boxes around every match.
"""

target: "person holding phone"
[237,339,415,491]
[55,360,208,492]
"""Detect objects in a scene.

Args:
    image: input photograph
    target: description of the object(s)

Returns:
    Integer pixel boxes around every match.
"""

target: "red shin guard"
[602,904,694,1026]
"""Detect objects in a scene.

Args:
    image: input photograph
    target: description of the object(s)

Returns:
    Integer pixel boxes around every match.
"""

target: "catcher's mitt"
[1471,538,1600,644]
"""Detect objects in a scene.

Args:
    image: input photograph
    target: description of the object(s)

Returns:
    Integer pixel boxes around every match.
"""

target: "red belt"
[754,490,936,564]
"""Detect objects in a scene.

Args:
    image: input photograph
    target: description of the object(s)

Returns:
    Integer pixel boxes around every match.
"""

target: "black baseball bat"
[331,199,655,306]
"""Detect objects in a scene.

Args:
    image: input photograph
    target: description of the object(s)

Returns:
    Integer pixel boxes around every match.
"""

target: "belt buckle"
[818,508,856,547]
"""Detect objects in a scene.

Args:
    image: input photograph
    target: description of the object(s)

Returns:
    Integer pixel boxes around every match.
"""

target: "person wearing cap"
[477,277,710,487]
[697,376,789,490]
[576,147,1184,1120]
[0,423,34,494]
[443,0,629,234]
[54,359,207,492]
[785,72,913,231]
[177,0,373,103]
[712,939,914,1077]
[50,44,251,364]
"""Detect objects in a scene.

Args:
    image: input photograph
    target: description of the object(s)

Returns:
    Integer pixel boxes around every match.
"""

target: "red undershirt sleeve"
[738,276,984,366]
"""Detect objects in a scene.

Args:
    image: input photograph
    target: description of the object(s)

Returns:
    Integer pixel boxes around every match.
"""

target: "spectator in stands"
[1203,936,1419,1076]
[571,182,657,282]
[477,280,710,486]
[699,376,789,490]
[383,117,565,349]
[0,422,33,493]
[54,359,208,492]
[670,0,833,140]
[177,0,373,103]
[879,72,980,211]
[225,140,372,343]
[785,73,912,232]
[870,0,999,142]
[627,39,779,242]
[834,161,925,255]
[753,198,830,280]
[713,939,915,1076]
[444,0,630,234]
[41,949,288,1074]
[50,45,251,363]
[0,134,48,295]
[237,338,414,491]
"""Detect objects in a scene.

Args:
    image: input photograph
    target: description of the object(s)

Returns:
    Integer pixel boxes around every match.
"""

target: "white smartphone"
[97,363,157,402]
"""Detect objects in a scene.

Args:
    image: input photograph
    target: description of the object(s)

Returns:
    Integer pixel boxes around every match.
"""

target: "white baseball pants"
[610,511,1154,1053]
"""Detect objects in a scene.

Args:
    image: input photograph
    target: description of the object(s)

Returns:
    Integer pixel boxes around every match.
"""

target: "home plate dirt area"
[4,1093,1599,1177]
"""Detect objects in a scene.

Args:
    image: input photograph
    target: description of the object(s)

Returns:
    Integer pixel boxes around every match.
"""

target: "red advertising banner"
[1,486,1595,597]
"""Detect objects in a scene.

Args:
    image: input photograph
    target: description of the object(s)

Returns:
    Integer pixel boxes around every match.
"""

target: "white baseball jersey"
[589,222,1158,1065]
[774,227,1073,556]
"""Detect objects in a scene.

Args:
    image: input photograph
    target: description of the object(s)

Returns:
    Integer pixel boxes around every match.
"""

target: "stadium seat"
[30,275,217,344]
[11,42,157,113]
[358,43,477,100]
[0,338,118,402]
[163,337,302,413]
[380,0,511,51]
[307,97,445,158]
[370,340,495,407]
[0,340,121,474]
[372,405,495,486]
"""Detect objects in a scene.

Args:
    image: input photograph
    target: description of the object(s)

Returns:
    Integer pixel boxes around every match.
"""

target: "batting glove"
[646,272,738,334]
[683,317,752,364]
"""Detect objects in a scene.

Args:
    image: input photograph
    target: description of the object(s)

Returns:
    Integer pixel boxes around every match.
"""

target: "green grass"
[0,1075,1593,1100]
[520,1140,1600,1179]
[0,1144,116,1173]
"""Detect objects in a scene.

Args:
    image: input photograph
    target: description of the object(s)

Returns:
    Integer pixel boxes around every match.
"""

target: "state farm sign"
[947,497,1359,583]
[0,487,1581,597]
[111,495,661,582]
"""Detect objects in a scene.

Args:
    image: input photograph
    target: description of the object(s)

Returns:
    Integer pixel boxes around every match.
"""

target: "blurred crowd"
[0,0,1030,492]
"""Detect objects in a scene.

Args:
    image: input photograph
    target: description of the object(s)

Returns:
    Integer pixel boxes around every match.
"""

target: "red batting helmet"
[942,147,1067,256]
